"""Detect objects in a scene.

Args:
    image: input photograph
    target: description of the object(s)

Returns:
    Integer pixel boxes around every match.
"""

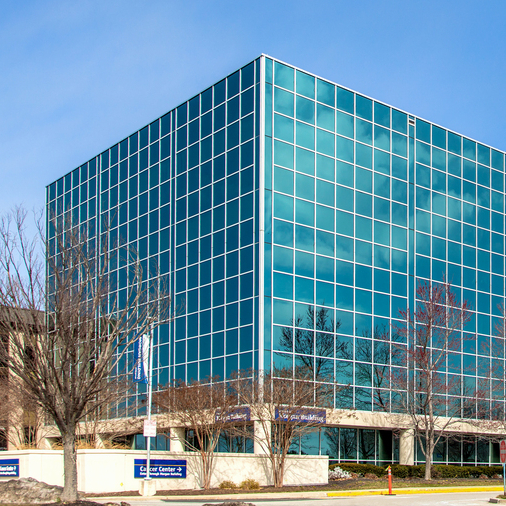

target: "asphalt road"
[96,491,501,506]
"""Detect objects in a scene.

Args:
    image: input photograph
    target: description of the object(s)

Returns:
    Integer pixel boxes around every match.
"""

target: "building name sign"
[215,406,251,423]
[134,459,186,479]
[0,459,19,477]
[275,407,326,424]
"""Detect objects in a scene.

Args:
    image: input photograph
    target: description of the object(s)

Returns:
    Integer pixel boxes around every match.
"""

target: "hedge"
[329,463,386,477]
[329,462,503,479]
[432,465,503,478]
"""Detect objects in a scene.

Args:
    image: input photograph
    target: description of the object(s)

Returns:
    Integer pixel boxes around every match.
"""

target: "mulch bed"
[82,477,504,497]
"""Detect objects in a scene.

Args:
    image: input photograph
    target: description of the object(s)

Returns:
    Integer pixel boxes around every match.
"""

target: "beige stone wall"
[0,449,328,493]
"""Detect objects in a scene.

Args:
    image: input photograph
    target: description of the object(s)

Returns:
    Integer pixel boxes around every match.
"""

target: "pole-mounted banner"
[133,333,149,384]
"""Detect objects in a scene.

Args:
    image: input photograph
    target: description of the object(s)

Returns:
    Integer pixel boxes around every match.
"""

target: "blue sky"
[1,0,506,217]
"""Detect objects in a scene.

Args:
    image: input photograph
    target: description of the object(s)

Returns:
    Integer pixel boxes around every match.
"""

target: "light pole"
[145,321,155,483]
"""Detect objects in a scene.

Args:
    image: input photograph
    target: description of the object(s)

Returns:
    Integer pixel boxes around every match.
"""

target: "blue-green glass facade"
[47,58,262,417]
[47,55,506,464]
[264,57,506,419]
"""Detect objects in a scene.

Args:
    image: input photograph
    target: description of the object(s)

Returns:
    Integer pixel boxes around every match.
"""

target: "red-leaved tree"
[390,280,475,480]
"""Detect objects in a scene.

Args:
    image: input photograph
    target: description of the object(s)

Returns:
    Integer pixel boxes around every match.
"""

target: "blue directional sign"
[0,459,19,477]
[134,459,186,479]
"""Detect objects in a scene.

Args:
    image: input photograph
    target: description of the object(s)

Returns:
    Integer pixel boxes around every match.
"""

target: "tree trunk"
[424,454,431,480]
[277,457,285,487]
[424,434,432,481]
[272,454,285,487]
[201,452,211,489]
[61,429,79,502]
[273,464,281,487]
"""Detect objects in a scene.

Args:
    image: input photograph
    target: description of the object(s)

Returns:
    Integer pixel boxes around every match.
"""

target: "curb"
[327,486,504,497]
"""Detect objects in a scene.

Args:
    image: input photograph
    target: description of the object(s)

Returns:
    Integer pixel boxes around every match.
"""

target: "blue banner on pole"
[134,459,186,479]
[133,333,149,383]
[0,459,19,477]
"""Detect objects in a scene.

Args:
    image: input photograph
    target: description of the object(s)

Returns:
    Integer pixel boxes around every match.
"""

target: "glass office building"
[47,55,506,465]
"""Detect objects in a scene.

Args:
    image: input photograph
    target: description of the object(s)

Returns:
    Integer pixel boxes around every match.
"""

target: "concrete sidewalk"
[91,484,505,502]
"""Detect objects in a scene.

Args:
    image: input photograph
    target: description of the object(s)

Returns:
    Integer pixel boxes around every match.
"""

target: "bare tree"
[388,280,474,480]
[231,368,332,488]
[153,377,241,489]
[72,378,142,450]
[0,207,169,501]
